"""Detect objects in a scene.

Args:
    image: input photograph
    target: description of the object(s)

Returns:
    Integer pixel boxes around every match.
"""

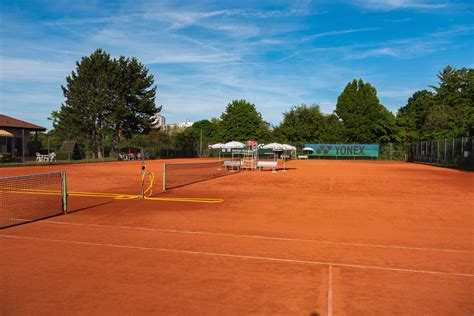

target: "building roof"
[0,114,46,131]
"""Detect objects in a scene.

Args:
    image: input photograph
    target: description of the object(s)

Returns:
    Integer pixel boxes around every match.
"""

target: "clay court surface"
[1,159,473,315]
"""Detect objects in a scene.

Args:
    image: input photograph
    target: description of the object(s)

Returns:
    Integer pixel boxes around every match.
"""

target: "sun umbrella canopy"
[262,143,285,151]
[282,144,296,151]
[0,130,13,137]
[224,141,245,149]
[209,143,227,149]
[303,147,314,152]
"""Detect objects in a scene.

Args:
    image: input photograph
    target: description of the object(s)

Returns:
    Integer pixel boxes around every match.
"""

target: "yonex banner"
[304,144,379,157]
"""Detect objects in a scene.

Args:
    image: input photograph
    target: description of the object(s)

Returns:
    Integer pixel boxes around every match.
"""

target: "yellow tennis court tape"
[3,188,223,203]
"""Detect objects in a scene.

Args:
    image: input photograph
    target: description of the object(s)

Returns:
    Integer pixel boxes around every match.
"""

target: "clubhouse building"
[0,114,46,157]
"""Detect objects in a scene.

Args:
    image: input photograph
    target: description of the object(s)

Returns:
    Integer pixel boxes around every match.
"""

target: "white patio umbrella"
[282,144,296,151]
[209,143,227,149]
[261,143,285,151]
[209,143,229,161]
[303,147,314,152]
[224,141,245,149]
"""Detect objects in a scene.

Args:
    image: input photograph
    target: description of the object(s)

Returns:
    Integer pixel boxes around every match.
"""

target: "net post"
[140,173,145,199]
[163,163,167,191]
[61,172,68,214]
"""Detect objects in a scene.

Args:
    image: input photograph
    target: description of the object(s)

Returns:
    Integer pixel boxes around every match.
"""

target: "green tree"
[396,90,435,141]
[173,127,199,157]
[273,104,326,144]
[320,114,346,143]
[335,79,396,143]
[397,66,474,140]
[422,104,452,138]
[107,56,159,155]
[56,49,113,158]
[219,99,270,142]
[426,66,474,138]
[54,49,159,158]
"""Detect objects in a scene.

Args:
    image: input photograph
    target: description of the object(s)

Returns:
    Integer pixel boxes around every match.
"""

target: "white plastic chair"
[49,153,56,162]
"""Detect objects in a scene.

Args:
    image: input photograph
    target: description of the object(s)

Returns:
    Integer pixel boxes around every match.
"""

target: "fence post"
[424,141,427,161]
[162,163,167,191]
[452,138,455,162]
[437,140,439,162]
[444,139,447,162]
[431,140,433,162]
[22,129,25,164]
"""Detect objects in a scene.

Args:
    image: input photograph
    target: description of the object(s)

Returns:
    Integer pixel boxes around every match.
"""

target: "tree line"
[45,49,472,158]
[183,66,472,152]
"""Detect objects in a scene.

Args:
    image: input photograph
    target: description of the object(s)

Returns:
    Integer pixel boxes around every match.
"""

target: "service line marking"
[0,234,472,278]
[328,266,333,316]
[43,220,473,254]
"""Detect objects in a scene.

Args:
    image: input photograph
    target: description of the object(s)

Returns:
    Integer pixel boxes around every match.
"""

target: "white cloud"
[345,47,400,59]
[306,27,382,40]
[0,58,72,82]
[350,0,453,11]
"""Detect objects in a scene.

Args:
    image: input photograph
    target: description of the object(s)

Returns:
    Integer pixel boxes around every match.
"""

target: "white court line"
[42,220,473,254]
[328,266,333,316]
[0,234,472,278]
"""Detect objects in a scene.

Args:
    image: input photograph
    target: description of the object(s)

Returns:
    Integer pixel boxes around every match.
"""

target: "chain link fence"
[406,136,473,170]
[2,130,472,171]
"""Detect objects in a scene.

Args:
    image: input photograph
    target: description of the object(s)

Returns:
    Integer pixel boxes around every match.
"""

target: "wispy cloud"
[384,18,414,23]
[349,0,455,11]
[44,8,315,27]
[345,47,400,59]
[306,27,382,40]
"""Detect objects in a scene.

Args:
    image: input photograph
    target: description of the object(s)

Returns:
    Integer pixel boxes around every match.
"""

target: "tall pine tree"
[55,49,159,158]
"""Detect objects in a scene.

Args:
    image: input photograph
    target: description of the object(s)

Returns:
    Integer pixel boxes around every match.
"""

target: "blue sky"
[1,0,473,129]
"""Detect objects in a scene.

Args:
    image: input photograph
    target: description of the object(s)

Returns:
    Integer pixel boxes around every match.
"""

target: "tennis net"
[0,172,67,229]
[163,159,241,190]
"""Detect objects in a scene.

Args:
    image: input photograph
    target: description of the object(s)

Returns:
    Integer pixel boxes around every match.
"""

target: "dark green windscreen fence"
[304,144,379,158]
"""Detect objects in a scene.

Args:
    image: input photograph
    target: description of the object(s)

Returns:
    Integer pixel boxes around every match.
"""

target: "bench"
[257,161,278,172]
[298,155,308,160]
[224,160,241,170]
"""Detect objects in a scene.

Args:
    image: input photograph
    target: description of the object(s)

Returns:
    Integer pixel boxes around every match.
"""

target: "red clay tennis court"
[1,159,473,315]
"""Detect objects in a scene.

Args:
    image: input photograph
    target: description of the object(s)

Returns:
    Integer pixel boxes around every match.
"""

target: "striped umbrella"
[0,130,13,137]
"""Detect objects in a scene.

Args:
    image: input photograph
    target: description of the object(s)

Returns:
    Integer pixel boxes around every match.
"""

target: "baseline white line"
[42,220,473,254]
[1,234,472,278]
[328,266,333,316]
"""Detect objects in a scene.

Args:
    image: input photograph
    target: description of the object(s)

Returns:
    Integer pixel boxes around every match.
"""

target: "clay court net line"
[163,159,241,190]
[0,171,224,229]
[4,188,224,203]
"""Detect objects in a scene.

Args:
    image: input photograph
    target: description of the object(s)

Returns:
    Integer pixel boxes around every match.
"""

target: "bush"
[55,151,71,160]
[0,152,12,162]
